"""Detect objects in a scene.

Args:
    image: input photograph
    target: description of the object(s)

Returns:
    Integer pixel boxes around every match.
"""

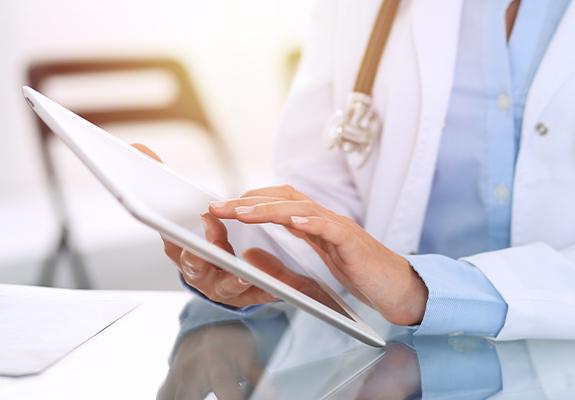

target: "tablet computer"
[22,86,385,347]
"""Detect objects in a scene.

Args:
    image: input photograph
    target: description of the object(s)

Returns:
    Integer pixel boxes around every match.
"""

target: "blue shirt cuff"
[413,335,502,399]
[405,254,508,337]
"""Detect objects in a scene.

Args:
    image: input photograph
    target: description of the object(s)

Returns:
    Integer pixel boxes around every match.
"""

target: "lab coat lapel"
[523,2,575,135]
[369,0,463,253]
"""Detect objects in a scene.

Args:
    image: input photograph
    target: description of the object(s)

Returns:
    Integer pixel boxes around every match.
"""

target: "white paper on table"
[0,284,140,377]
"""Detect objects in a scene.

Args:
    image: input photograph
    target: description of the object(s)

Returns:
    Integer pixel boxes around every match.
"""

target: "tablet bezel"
[22,86,386,348]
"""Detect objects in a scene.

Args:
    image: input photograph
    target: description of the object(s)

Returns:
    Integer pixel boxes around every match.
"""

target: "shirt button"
[494,184,509,202]
[497,93,511,111]
[535,122,549,136]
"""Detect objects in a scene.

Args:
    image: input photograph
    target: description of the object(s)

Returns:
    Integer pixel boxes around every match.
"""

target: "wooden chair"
[27,57,237,288]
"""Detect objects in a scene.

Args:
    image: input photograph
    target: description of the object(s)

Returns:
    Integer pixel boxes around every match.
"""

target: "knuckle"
[182,273,200,288]
[300,199,317,211]
[216,279,242,299]
[210,287,229,302]
[214,286,232,299]
[210,274,232,299]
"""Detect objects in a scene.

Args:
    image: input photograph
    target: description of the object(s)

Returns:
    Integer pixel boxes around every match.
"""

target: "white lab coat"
[274,0,575,340]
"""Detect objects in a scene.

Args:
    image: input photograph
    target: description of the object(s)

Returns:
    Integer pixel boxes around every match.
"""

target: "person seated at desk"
[136,0,575,340]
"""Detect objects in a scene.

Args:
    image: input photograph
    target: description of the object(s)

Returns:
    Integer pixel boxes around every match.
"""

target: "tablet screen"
[27,88,369,328]
[117,151,358,321]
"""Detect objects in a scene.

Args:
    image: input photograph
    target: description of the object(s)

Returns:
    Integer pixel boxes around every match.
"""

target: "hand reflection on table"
[157,298,288,400]
[340,335,502,400]
[353,343,421,400]
[157,322,265,400]
[158,299,504,400]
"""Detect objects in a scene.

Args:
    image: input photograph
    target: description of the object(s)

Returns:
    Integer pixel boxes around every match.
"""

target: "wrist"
[402,261,429,324]
[381,255,429,326]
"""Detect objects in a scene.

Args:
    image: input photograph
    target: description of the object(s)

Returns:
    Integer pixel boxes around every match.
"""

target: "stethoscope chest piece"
[325,0,400,168]
[326,92,382,168]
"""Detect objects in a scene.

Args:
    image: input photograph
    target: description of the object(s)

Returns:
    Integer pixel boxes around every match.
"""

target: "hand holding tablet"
[23,86,386,347]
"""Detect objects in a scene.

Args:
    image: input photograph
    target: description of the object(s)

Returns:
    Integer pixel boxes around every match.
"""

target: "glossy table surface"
[2,289,575,400]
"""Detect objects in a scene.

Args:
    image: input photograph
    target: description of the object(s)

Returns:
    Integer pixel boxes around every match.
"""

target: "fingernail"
[181,251,203,278]
[235,206,254,215]
[237,277,251,286]
[200,215,208,230]
[209,201,227,208]
[291,216,309,224]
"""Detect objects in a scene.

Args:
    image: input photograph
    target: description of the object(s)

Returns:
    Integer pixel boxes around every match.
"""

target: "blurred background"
[0,0,313,290]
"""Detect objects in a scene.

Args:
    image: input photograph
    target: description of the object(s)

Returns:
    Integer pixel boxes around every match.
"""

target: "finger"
[183,268,237,304]
[179,213,233,280]
[180,250,213,287]
[209,367,243,400]
[131,143,163,162]
[202,213,234,254]
[237,355,264,385]
[233,200,326,225]
[179,249,221,287]
[163,240,183,269]
[210,247,289,307]
[180,247,253,304]
[175,378,209,400]
[178,242,280,305]
[209,196,283,219]
[224,286,278,307]
[213,272,253,300]
[241,184,308,200]
[289,216,351,247]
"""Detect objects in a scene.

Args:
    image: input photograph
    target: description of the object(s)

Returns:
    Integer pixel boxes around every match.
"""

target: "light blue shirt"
[407,0,571,336]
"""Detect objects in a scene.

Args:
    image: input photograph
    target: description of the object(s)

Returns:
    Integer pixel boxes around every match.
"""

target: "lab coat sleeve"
[406,255,508,337]
[462,242,575,340]
[273,0,364,222]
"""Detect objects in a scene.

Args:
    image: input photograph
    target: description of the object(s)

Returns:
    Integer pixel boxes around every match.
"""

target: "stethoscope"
[325,0,400,168]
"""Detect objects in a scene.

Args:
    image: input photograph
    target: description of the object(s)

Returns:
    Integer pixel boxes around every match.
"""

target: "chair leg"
[36,227,93,289]
[61,223,93,289]
[37,226,68,287]
[37,250,60,287]
[68,249,92,289]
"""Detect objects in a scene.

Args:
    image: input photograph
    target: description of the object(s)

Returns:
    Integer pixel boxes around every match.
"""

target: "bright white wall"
[0,0,314,286]
[0,0,313,198]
